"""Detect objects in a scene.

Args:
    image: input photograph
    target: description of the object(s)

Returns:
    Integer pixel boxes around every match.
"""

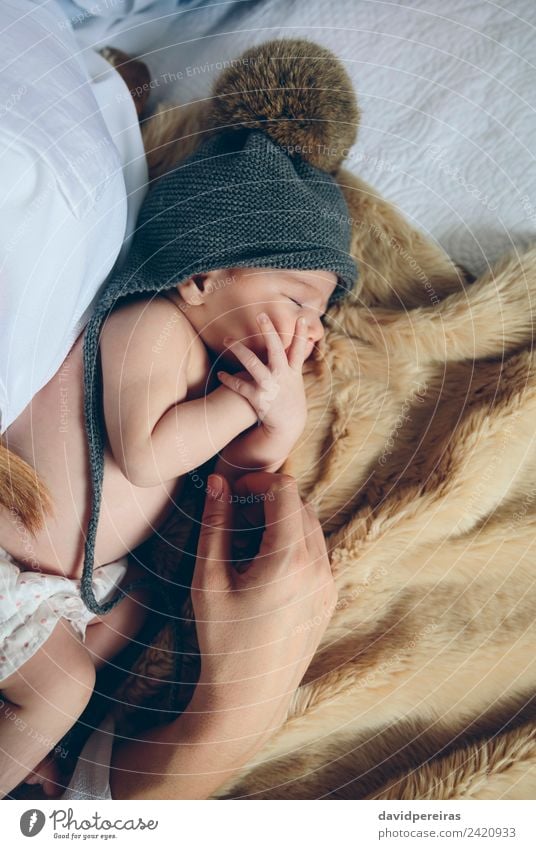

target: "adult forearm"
[109,691,266,800]
[128,385,257,487]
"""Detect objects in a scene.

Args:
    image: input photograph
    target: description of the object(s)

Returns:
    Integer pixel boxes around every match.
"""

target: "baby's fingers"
[287,316,309,370]
[217,370,257,404]
[224,337,270,385]
[256,313,288,371]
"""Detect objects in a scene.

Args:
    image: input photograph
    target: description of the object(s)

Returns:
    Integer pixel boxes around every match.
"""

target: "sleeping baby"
[0,49,357,797]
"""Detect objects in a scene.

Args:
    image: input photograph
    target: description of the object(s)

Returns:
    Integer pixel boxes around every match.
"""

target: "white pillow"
[0,0,147,433]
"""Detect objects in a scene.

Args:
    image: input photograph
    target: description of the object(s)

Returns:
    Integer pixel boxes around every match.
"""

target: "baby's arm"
[129,386,258,486]
[213,425,290,486]
[100,297,258,487]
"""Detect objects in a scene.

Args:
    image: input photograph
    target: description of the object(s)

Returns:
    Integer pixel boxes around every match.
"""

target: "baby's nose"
[306,314,325,343]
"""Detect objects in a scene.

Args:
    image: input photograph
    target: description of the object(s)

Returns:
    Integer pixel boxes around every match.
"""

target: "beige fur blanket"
[101,97,536,800]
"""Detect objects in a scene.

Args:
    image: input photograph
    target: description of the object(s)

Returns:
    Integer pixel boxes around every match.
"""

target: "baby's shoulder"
[107,292,190,341]
[101,292,194,377]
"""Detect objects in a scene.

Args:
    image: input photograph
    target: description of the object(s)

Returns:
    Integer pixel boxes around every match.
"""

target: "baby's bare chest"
[0,306,214,578]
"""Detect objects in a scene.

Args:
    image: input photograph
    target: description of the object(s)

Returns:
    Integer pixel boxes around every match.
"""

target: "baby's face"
[175,267,338,370]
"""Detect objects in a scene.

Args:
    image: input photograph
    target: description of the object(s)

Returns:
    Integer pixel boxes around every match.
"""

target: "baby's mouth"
[258,343,314,363]
[221,338,313,367]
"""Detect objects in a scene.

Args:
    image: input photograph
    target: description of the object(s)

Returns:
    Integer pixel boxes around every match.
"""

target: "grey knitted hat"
[77,40,360,717]
[87,126,357,312]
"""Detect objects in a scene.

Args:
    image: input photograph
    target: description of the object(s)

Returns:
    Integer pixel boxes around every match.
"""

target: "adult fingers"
[193,474,234,590]
[301,501,330,565]
[231,471,280,533]
[233,470,286,498]
[233,472,306,538]
[246,476,307,576]
[300,501,338,617]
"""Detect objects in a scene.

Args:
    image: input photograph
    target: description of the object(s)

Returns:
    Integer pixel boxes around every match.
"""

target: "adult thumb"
[194,474,234,588]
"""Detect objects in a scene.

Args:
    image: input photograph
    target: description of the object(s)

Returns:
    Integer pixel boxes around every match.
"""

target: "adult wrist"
[109,687,264,799]
[184,684,285,765]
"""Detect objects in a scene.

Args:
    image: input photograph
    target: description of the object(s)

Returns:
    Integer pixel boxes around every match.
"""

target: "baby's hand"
[217,313,309,443]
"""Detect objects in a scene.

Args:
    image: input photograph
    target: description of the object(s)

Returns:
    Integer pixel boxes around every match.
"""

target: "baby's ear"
[176,276,205,305]
[201,269,221,296]
[178,269,222,302]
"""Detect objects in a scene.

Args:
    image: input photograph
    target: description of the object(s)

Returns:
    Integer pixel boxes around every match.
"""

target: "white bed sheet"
[53,0,536,800]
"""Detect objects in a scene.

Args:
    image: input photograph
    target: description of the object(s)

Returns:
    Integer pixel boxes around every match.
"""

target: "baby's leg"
[83,559,152,671]
[0,618,95,799]
[24,562,153,795]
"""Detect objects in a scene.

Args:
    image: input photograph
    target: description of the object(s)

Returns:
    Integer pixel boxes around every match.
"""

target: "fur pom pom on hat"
[88,127,358,319]
[208,38,360,173]
[77,40,360,696]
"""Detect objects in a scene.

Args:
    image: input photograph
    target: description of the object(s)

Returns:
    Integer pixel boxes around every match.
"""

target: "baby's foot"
[22,753,63,798]
[99,46,151,116]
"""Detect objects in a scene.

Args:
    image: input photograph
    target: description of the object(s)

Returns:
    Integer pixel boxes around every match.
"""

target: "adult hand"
[189,471,338,760]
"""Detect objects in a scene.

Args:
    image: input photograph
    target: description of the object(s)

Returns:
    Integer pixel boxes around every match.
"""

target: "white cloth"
[0,545,128,681]
[62,712,115,800]
[0,0,148,433]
